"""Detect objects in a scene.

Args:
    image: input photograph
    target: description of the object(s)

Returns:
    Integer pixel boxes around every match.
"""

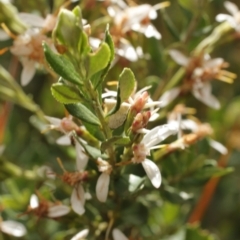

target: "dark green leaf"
[43,43,82,84]
[51,83,82,104]
[65,103,100,126]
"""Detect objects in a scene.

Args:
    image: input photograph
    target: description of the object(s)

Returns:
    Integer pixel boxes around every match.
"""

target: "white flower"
[71,229,89,240]
[132,124,178,188]
[216,1,240,32]
[112,228,128,240]
[0,220,27,237]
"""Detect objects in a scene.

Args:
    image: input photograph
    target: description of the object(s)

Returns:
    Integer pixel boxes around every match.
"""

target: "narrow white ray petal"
[112,228,128,240]
[76,142,89,171]
[56,135,71,145]
[169,50,189,66]
[159,87,181,107]
[71,229,89,240]
[30,194,39,209]
[20,59,36,86]
[0,220,27,237]
[44,116,61,126]
[96,173,110,202]
[47,205,70,218]
[71,184,85,215]
[216,13,232,22]
[224,1,239,16]
[142,159,161,188]
[192,82,220,109]
[209,139,228,155]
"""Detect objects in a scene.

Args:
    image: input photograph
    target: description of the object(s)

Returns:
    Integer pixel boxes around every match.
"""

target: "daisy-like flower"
[0,219,26,238]
[27,194,70,218]
[10,28,53,86]
[112,228,128,240]
[216,1,240,32]
[161,50,237,109]
[71,229,89,240]
[95,158,112,202]
[131,124,178,188]
[4,13,57,86]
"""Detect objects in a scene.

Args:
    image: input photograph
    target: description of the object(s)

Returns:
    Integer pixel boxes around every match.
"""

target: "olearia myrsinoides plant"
[41,5,181,238]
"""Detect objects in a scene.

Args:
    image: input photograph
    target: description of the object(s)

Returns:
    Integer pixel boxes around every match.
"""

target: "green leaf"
[101,136,130,152]
[119,68,136,102]
[43,43,82,84]
[65,103,100,126]
[87,42,111,78]
[107,68,136,116]
[51,83,82,104]
[186,224,216,240]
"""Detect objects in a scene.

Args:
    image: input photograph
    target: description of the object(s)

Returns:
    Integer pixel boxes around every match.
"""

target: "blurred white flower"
[107,2,169,39]
[165,49,237,109]
[0,220,27,237]
[216,1,240,32]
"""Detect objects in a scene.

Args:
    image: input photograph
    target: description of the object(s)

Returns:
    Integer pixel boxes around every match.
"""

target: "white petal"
[216,13,234,23]
[71,229,89,240]
[0,220,27,237]
[159,87,181,107]
[44,116,61,126]
[96,173,110,202]
[209,139,228,155]
[112,228,128,240]
[20,59,36,86]
[192,82,220,109]
[76,142,89,171]
[71,184,85,215]
[169,49,189,66]
[47,205,70,218]
[224,1,239,16]
[56,135,71,145]
[30,194,39,209]
[142,159,161,188]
